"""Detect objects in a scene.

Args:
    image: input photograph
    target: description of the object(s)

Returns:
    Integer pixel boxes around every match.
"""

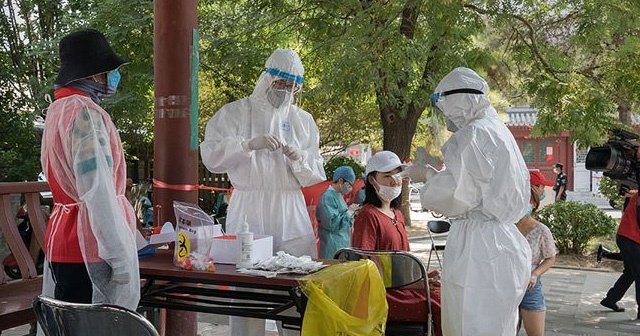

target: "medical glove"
[406,164,438,183]
[247,134,282,151]
[283,144,301,161]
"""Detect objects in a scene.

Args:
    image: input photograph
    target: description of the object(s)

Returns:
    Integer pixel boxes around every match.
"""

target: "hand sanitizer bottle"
[236,216,253,269]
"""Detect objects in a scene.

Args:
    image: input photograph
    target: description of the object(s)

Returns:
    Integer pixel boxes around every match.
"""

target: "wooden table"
[138,250,334,329]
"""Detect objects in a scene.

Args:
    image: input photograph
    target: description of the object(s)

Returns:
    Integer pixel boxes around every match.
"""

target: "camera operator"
[600,150,640,319]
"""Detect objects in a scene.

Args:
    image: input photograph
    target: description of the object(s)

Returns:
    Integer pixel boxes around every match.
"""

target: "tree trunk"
[618,100,631,125]
[379,102,424,226]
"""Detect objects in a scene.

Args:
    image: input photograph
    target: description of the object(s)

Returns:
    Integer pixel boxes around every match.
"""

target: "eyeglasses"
[430,88,485,107]
[266,67,303,93]
[272,79,301,93]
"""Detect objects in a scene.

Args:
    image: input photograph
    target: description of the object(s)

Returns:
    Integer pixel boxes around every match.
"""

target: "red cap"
[529,170,554,187]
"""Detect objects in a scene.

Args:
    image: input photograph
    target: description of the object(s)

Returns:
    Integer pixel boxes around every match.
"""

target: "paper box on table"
[136,222,177,253]
[209,235,273,264]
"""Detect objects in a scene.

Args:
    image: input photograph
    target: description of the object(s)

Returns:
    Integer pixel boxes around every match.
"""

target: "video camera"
[585,129,640,191]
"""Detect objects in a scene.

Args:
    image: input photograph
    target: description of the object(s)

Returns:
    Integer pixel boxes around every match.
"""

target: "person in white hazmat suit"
[200,49,326,336]
[406,67,532,336]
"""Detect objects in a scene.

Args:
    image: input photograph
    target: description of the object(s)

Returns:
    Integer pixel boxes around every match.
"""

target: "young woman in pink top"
[516,171,557,336]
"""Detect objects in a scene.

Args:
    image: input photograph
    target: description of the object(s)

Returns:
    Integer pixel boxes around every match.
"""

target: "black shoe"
[597,244,604,263]
[600,299,625,312]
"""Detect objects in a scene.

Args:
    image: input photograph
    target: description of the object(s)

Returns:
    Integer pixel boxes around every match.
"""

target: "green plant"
[598,176,624,210]
[535,201,617,254]
[323,157,365,181]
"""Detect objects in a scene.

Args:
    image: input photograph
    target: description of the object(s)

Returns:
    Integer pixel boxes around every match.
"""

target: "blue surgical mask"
[540,190,546,201]
[96,70,120,99]
[106,69,121,92]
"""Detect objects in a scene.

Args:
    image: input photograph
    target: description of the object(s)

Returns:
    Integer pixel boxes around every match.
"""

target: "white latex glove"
[406,164,438,183]
[347,204,360,217]
[247,134,282,151]
[282,144,301,161]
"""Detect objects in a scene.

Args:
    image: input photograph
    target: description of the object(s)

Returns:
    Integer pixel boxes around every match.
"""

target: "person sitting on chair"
[352,151,442,336]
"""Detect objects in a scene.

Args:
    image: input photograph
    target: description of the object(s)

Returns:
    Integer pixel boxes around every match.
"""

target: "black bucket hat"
[54,29,127,86]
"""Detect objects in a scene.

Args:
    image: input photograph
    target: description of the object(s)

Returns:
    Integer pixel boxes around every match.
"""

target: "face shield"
[265,68,303,108]
[262,49,305,110]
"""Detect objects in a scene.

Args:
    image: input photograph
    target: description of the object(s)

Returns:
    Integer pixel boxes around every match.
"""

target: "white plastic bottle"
[236,217,254,269]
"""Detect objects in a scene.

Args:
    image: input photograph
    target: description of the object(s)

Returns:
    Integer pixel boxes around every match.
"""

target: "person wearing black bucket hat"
[40,29,139,312]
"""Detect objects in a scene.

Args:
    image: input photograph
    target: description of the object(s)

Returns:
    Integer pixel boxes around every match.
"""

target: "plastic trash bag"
[301,260,388,335]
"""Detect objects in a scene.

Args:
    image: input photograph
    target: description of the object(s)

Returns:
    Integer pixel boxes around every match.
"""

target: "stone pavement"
[5,209,638,335]
[540,267,639,336]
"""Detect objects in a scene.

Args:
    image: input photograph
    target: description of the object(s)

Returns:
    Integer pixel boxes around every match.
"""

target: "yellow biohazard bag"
[300,260,388,336]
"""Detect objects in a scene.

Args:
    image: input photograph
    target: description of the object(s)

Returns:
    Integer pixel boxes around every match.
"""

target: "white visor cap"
[365,151,407,176]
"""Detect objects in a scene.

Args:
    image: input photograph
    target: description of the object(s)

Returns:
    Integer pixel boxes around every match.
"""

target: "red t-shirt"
[352,204,441,331]
[618,193,640,244]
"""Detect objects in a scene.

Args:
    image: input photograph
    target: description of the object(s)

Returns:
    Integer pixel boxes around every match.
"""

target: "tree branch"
[463,3,562,82]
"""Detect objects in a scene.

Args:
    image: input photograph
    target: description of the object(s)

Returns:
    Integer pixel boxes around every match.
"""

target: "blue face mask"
[107,69,121,91]
[540,190,546,201]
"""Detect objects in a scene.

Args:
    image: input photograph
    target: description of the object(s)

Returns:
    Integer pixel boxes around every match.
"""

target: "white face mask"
[267,89,292,108]
[375,183,402,202]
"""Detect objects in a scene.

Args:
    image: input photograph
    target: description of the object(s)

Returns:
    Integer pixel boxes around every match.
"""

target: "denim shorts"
[519,276,546,311]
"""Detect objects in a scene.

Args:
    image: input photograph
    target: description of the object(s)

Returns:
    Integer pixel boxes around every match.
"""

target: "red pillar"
[154,1,198,335]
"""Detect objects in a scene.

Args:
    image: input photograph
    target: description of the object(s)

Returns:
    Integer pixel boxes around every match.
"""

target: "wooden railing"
[0,181,49,331]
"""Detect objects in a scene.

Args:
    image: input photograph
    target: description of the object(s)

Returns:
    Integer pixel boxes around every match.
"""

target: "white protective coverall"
[420,67,531,336]
[200,49,326,336]
[40,94,140,311]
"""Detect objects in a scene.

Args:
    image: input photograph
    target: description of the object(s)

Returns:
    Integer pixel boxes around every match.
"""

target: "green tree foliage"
[536,201,617,254]
[478,0,640,146]
[0,0,64,181]
[88,0,155,174]
[598,176,624,210]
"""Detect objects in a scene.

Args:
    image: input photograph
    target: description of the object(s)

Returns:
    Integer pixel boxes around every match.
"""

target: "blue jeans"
[520,276,546,311]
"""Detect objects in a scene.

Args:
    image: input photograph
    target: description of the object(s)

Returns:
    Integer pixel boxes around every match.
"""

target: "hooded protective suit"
[41,92,140,311]
[419,67,531,336]
[200,49,326,336]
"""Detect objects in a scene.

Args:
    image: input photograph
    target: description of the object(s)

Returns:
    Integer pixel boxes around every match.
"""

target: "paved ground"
[5,208,638,335]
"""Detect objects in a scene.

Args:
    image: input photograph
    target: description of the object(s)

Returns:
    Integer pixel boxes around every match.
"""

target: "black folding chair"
[33,295,159,336]
[334,247,434,336]
[426,220,450,270]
